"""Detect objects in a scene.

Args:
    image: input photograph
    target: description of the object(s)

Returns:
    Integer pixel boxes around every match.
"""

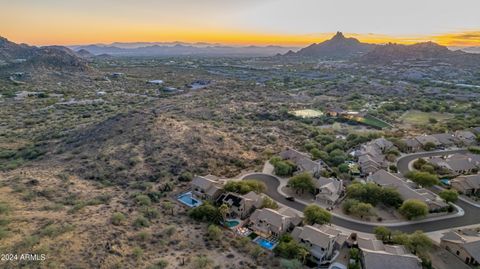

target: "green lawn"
[400,110,453,125]
[290,109,324,118]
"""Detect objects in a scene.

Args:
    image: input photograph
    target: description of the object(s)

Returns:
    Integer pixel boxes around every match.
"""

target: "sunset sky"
[0,0,479,46]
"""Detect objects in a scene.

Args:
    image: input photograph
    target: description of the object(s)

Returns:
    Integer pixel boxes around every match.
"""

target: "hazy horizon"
[1,0,479,46]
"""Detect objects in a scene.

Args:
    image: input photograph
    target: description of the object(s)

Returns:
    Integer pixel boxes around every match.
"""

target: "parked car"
[285,196,295,201]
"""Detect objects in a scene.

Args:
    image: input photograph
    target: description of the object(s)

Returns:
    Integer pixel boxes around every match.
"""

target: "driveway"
[243,149,480,233]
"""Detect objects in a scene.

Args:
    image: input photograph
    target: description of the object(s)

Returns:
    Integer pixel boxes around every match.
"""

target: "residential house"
[455,130,477,146]
[368,170,447,210]
[451,174,480,196]
[415,135,441,149]
[440,229,480,266]
[357,237,422,269]
[355,140,390,175]
[191,175,224,201]
[314,177,344,205]
[280,148,323,177]
[431,133,458,147]
[216,191,263,219]
[403,138,422,153]
[370,138,394,152]
[429,153,480,175]
[249,207,301,237]
[291,224,348,265]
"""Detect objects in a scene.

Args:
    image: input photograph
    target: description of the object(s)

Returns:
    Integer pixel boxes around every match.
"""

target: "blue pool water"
[224,219,240,228]
[177,192,202,207]
[253,237,277,250]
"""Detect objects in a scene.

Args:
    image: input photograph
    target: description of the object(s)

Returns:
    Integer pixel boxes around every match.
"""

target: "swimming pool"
[224,219,240,228]
[253,237,277,250]
[177,191,202,207]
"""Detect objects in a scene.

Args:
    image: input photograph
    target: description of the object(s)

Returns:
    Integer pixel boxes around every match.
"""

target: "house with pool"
[291,224,348,265]
[191,175,225,201]
[248,207,301,237]
[216,191,263,219]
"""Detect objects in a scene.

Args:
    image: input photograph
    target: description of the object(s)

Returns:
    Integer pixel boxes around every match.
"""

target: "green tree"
[405,171,439,187]
[380,188,403,208]
[338,163,350,173]
[189,202,222,223]
[288,172,316,194]
[218,203,230,221]
[261,196,279,209]
[350,202,375,218]
[439,189,458,203]
[399,199,428,220]
[423,142,437,151]
[303,204,331,225]
[374,226,392,242]
[274,235,309,260]
[223,180,266,194]
[207,224,222,241]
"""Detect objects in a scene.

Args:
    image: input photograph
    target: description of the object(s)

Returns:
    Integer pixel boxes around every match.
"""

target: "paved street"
[243,149,480,233]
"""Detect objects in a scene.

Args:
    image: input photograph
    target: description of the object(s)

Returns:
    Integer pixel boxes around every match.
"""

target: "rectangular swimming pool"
[253,236,277,250]
[177,191,202,207]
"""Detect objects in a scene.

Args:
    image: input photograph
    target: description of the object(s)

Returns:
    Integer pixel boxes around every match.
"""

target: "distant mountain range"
[285,32,377,59]
[70,43,299,57]
[449,46,480,54]
[284,32,480,67]
[360,41,480,66]
[0,36,89,71]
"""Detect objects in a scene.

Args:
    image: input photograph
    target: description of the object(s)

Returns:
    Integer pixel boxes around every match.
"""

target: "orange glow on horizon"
[3,30,479,48]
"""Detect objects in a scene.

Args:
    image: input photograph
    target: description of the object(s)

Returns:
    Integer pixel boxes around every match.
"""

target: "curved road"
[244,149,480,233]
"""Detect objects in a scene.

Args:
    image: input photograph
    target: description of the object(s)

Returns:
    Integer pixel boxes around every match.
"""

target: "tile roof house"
[451,174,480,196]
[355,139,391,175]
[249,207,301,237]
[291,224,348,265]
[191,175,224,201]
[357,237,422,269]
[455,130,477,146]
[431,133,459,146]
[280,148,323,177]
[216,191,263,219]
[314,177,344,205]
[429,153,480,175]
[415,135,441,148]
[440,229,480,266]
[368,170,447,210]
[403,138,422,153]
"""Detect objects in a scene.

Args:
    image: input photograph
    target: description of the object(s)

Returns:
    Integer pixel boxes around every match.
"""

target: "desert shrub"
[142,207,160,220]
[223,180,266,194]
[207,224,222,241]
[163,225,176,237]
[136,231,151,241]
[135,194,152,206]
[132,246,143,260]
[111,212,126,226]
[194,255,214,269]
[133,216,150,228]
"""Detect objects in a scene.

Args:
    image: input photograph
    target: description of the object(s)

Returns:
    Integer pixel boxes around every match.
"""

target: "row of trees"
[346,181,403,208]
[373,227,433,258]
